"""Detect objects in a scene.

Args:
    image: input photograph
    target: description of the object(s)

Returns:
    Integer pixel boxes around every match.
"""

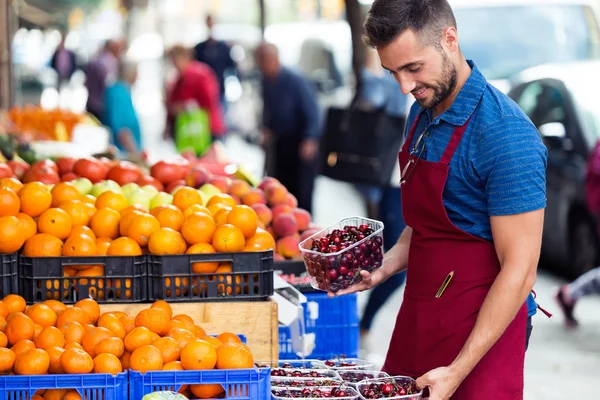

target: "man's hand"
[416,366,465,400]
[328,268,387,297]
[300,138,319,162]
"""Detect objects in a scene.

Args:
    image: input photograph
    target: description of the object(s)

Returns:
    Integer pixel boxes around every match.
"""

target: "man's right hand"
[328,267,388,297]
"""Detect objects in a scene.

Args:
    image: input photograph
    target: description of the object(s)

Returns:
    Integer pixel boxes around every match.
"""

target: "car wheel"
[570,216,598,278]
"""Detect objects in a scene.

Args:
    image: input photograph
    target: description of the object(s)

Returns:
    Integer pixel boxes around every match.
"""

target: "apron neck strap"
[439,115,473,165]
[402,114,421,153]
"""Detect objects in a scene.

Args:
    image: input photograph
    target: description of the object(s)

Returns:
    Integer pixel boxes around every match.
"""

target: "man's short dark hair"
[363,0,457,49]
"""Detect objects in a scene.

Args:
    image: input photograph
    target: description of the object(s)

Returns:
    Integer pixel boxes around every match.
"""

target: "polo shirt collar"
[418,60,487,126]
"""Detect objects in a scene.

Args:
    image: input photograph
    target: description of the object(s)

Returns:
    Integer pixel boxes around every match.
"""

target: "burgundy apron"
[382,115,527,399]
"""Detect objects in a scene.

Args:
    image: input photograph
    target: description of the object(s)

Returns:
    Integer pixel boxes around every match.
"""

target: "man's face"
[378,29,457,109]
[257,51,279,80]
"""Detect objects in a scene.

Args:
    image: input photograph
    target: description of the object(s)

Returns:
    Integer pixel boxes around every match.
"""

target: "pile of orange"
[7,105,84,141]
[0,296,254,399]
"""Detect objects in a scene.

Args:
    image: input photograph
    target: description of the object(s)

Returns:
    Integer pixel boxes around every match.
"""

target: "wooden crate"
[100,300,279,362]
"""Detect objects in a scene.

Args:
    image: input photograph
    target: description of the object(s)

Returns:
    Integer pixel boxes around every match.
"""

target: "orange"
[183,204,211,218]
[162,360,184,371]
[167,328,197,350]
[181,213,216,245]
[11,339,36,356]
[60,347,93,374]
[3,294,25,314]
[0,177,23,193]
[217,332,242,345]
[96,237,112,256]
[94,337,125,358]
[14,348,50,375]
[42,300,67,317]
[119,315,136,335]
[51,182,80,208]
[65,342,84,351]
[0,331,6,347]
[35,326,66,350]
[16,212,37,241]
[152,336,180,363]
[47,346,65,374]
[59,322,86,344]
[242,243,263,252]
[33,324,43,339]
[171,315,196,332]
[124,326,154,353]
[0,187,20,216]
[0,347,16,372]
[63,233,97,257]
[19,182,52,217]
[120,351,132,370]
[106,237,143,256]
[81,327,113,358]
[150,300,173,319]
[61,390,82,400]
[0,216,25,254]
[119,210,145,236]
[95,191,128,212]
[148,228,186,255]
[212,224,245,252]
[195,325,207,339]
[0,316,6,332]
[5,312,34,345]
[22,233,63,257]
[37,208,72,240]
[153,205,184,231]
[172,187,202,211]
[82,202,97,220]
[56,307,91,328]
[127,214,160,246]
[186,243,219,273]
[203,336,223,349]
[135,308,171,336]
[75,298,101,324]
[25,304,57,327]
[67,224,95,241]
[180,340,217,370]
[93,353,122,374]
[213,208,231,226]
[227,205,259,238]
[90,208,120,239]
[206,193,236,209]
[97,313,126,340]
[190,384,224,399]
[59,200,90,227]
[215,342,254,369]
[130,344,163,373]
[207,203,231,217]
[121,204,148,215]
[246,228,276,250]
[79,194,96,205]
[43,389,68,400]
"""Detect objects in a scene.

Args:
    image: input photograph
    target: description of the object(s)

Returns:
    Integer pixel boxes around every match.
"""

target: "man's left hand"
[416,365,465,400]
[300,138,319,162]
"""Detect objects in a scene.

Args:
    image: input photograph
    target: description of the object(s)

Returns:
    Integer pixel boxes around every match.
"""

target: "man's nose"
[397,74,416,95]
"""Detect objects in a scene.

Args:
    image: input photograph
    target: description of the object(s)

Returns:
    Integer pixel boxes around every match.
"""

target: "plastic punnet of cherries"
[302,224,384,293]
[271,386,359,398]
[357,377,421,399]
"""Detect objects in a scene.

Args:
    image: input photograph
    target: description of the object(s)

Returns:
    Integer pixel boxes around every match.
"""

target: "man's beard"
[414,53,457,109]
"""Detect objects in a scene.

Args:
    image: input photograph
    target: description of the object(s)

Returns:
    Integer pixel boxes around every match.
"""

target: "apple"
[45,184,55,191]
[198,183,222,204]
[126,189,153,211]
[142,185,160,197]
[121,182,140,198]
[150,192,174,209]
[91,180,122,197]
[72,177,93,196]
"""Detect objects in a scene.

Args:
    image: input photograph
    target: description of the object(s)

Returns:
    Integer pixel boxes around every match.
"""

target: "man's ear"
[442,27,459,53]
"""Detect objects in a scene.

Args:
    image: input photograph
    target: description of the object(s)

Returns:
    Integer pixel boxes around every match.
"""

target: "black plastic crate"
[19,255,147,304]
[148,250,274,302]
[0,252,18,298]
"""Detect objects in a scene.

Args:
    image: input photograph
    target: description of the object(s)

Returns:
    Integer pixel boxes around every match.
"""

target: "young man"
[333,1,547,398]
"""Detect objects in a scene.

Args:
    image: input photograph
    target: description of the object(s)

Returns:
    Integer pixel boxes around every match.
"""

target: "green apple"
[126,188,153,211]
[121,182,140,198]
[142,185,160,197]
[71,177,93,195]
[198,183,222,205]
[150,192,173,209]
[91,180,122,197]
[45,183,55,191]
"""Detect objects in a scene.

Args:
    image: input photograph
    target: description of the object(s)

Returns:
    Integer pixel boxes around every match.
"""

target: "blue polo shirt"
[405,61,547,317]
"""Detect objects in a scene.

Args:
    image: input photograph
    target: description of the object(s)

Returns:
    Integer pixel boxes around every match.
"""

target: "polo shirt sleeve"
[474,116,548,216]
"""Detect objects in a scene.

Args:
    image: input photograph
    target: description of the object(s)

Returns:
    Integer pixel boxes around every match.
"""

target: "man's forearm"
[380,226,412,278]
[450,263,535,379]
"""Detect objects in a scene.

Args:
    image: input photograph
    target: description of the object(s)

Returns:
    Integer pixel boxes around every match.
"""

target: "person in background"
[84,39,123,122]
[165,45,225,143]
[103,62,143,160]
[194,15,238,114]
[256,42,321,214]
[356,47,410,344]
[50,31,77,88]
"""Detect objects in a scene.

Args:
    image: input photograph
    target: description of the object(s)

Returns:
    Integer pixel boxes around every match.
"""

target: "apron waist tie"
[532,290,552,318]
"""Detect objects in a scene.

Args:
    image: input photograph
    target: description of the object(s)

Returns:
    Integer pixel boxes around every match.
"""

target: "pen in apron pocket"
[435,270,454,298]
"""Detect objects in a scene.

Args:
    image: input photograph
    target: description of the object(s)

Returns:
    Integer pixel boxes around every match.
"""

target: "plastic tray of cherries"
[272,385,361,399]
[299,217,384,293]
[271,374,344,388]
[357,376,423,399]
[337,370,390,389]
[322,357,376,371]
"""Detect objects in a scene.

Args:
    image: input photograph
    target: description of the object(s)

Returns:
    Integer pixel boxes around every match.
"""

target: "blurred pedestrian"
[165,45,225,144]
[50,31,77,89]
[84,39,123,122]
[256,42,321,214]
[194,15,238,116]
[103,62,143,160]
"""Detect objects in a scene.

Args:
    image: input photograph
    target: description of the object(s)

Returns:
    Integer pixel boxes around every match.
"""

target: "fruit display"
[258,360,325,370]
[272,385,360,399]
[270,368,339,378]
[271,376,344,387]
[357,376,422,399]
[299,218,384,293]
[337,370,390,388]
[0,295,255,399]
[4,106,92,142]
[322,357,376,370]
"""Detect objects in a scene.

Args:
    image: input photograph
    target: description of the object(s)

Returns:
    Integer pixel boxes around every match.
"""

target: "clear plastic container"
[337,369,390,388]
[256,359,325,370]
[271,372,343,388]
[357,376,422,399]
[299,217,384,293]
[322,358,375,370]
[272,385,360,399]
[270,368,339,379]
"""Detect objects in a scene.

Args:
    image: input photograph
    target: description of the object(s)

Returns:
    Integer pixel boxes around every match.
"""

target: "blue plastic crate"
[0,372,128,400]
[129,368,271,400]
[279,293,359,360]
